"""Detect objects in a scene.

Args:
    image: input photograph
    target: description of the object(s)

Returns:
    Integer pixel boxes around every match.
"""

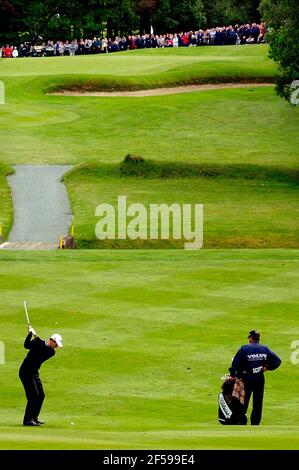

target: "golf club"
[23,301,30,326]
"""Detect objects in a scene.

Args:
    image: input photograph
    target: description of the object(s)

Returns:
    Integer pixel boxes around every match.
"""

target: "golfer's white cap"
[51,333,63,347]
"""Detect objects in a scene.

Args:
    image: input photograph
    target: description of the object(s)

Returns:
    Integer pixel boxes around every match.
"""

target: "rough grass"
[0,249,298,449]
[63,160,299,249]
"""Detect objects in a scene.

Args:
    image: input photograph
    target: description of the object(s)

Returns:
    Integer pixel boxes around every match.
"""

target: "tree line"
[1,0,298,104]
[0,0,262,43]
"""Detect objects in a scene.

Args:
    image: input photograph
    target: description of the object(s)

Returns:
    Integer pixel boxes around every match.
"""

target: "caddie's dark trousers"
[19,368,45,423]
[244,377,265,425]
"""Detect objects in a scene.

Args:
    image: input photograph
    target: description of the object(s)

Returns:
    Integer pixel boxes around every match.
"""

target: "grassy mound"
[65,157,299,183]
[42,46,275,93]
[119,155,299,182]
[0,45,277,93]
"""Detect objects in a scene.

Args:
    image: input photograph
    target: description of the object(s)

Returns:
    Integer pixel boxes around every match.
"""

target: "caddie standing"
[229,330,281,425]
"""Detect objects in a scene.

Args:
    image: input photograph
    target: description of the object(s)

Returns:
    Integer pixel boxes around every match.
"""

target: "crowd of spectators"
[0,23,266,58]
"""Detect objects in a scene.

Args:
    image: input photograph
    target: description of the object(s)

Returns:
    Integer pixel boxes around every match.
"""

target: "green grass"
[1,45,298,169]
[64,161,299,248]
[0,49,298,249]
[0,45,276,79]
[0,162,13,239]
[2,83,299,168]
[0,249,298,449]
[0,47,298,451]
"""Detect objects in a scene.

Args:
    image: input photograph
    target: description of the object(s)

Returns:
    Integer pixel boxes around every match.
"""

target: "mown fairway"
[1,70,298,169]
[0,250,299,449]
[0,45,288,169]
[2,83,298,169]
[0,46,298,450]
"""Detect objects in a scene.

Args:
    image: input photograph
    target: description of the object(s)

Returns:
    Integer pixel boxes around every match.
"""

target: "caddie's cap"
[50,333,63,347]
[248,330,260,341]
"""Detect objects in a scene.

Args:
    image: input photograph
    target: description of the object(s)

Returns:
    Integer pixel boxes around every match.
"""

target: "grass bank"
[63,160,299,249]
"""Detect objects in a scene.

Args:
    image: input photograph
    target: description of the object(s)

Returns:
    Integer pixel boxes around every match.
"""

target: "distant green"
[0,45,276,79]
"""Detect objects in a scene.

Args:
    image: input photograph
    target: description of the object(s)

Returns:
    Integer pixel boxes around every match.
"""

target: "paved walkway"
[3,165,73,250]
[0,242,57,250]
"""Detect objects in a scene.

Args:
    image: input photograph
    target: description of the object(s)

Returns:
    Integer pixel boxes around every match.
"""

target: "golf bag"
[218,376,247,425]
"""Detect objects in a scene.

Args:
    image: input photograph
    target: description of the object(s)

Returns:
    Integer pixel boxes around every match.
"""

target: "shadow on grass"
[64,157,299,185]
[46,74,276,95]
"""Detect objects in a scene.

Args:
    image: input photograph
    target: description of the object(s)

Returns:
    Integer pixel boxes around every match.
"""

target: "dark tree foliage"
[259,0,299,102]
[135,0,158,33]
[0,0,262,43]
[150,0,205,34]
[0,1,138,42]
[203,0,261,28]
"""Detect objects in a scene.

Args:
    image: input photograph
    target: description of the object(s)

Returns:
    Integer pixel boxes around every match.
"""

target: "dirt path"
[6,165,72,247]
[52,83,274,97]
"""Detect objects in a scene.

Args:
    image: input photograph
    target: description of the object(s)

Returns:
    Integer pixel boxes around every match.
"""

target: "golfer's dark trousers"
[244,376,265,425]
[19,368,45,423]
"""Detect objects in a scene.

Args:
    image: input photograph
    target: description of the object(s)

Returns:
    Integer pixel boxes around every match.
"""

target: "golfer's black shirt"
[20,333,55,373]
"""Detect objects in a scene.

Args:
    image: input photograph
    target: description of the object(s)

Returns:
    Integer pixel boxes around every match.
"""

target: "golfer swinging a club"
[19,305,63,426]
